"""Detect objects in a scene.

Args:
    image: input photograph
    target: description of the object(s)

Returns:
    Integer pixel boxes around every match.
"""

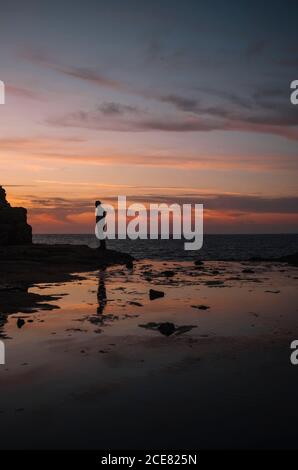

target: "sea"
[33,233,298,261]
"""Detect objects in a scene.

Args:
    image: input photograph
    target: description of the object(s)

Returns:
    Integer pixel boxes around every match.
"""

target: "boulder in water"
[149,289,165,300]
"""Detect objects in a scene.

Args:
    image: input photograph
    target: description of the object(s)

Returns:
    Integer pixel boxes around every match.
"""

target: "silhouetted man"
[95,200,107,249]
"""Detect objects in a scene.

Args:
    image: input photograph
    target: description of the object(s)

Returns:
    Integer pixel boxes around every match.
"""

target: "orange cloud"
[66,212,94,224]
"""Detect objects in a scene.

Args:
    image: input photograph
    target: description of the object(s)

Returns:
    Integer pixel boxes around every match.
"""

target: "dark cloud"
[170,86,298,129]
[205,194,298,214]
[157,83,298,132]
[98,102,141,116]
[47,99,298,139]
[126,193,298,214]
[47,107,222,132]
[21,48,129,92]
[55,65,124,90]
[24,49,298,139]
[25,192,298,216]
[26,196,91,210]
[160,94,199,111]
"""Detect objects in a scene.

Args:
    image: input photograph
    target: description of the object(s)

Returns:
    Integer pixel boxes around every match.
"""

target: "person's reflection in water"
[97,268,107,315]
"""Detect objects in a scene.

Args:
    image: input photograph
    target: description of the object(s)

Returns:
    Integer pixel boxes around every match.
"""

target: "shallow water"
[0,260,298,449]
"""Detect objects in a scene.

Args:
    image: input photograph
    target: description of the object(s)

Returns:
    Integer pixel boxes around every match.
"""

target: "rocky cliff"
[0,186,32,245]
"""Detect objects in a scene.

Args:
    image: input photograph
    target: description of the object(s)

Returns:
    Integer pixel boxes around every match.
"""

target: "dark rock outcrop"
[276,252,298,267]
[0,244,134,284]
[0,186,32,245]
[0,186,134,285]
[249,252,298,267]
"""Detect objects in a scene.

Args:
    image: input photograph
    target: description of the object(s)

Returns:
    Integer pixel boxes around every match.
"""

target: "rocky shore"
[0,184,133,283]
[0,243,134,321]
[249,252,298,267]
[0,185,133,317]
[0,243,133,284]
[0,186,32,245]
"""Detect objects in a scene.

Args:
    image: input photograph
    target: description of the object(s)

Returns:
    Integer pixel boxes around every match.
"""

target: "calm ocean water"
[33,234,298,261]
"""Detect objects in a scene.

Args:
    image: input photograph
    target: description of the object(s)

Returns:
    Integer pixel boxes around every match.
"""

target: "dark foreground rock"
[249,252,298,267]
[0,244,134,284]
[0,186,134,324]
[0,186,32,245]
[278,252,298,267]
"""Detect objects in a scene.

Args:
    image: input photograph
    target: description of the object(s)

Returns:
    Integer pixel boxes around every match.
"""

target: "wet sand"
[0,260,298,449]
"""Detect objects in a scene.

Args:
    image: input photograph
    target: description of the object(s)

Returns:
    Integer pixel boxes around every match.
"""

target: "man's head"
[95,200,101,207]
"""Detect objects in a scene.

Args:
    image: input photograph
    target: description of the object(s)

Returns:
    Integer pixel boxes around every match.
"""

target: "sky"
[0,0,297,234]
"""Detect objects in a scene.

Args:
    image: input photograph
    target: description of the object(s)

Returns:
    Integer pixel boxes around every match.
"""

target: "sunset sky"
[0,0,297,233]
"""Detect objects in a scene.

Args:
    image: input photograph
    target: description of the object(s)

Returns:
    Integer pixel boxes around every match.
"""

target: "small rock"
[126,261,134,270]
[194,260,204,266]
[158,322,176,336]
[160,270,175,277]
[149,289,165,300]
[205,280,224,286]
[17,318,25,329]
[192,304,210,310]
